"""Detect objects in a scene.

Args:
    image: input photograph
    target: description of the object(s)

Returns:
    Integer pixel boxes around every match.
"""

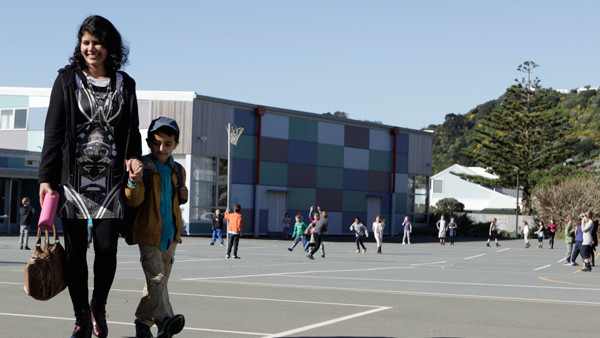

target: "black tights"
[62,218,121,312]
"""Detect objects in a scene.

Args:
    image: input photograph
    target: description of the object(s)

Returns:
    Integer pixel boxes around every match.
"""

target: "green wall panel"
[233,134,256,160]
[343,191,368,212]
[259,162,287,186]
[0,95,28,108]
[369,150,392,172]
[316,167,343,189]
[289,117,317,142]
[395,193,407,214]
[287,187,316,211]
[317,144,343,168]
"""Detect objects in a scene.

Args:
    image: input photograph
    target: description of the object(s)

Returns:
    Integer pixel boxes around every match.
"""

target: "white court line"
[182,266,413,281]
[557,258,566,263]
[464,253,486,260]
[534,264,551,271]
[410,260,446,266]
[497,248,510,252]
[0,312,268,336]
[263,306,391,338]
[119,258,223,264]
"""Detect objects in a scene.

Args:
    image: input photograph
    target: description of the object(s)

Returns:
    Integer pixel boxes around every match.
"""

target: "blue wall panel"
[369,129,392,151]
[262,114,289,139]
[396,133,409,154]
[288,141,317,165]
[396,153,408,174]
[259,209,269,233]
[343,169,369,191]
[231,158,255,184]
[234,108,257,136]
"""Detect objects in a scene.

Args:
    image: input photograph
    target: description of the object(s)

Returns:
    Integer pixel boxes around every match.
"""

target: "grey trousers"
[19,225,29,248]
[136,241,177,327]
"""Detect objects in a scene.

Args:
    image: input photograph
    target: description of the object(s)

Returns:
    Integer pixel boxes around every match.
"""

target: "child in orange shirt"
[224,204,243,259]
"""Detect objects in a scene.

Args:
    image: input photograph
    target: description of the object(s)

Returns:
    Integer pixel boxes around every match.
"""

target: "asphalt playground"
[0,234,598,337]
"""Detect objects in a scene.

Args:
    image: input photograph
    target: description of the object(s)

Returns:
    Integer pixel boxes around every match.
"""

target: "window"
[432,179,443,194]
[0,108,28,130]
[190,156,228,221]
[407,174,430,224]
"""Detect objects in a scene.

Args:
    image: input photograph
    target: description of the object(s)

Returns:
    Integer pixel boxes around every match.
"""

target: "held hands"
[126,158,143,182]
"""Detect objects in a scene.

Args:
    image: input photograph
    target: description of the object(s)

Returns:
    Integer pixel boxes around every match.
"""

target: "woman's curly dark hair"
[69,15,129,72]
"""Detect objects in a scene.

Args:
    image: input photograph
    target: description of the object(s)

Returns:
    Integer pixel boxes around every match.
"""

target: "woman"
[38,15,142,338]
[486,218,500,247]
[535,220,545,249]
[350,217,368,254]
[372,215,385,253]
[581,211,594,272]
[547,218,557,249]
[436,215,447,245]
[563,218,575,265]
[522,220,530,248]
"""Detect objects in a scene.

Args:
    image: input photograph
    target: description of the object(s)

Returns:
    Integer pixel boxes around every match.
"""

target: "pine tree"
[471,61,575,215]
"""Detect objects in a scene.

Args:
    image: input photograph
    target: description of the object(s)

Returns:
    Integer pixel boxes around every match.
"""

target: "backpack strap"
[174,162,187,204]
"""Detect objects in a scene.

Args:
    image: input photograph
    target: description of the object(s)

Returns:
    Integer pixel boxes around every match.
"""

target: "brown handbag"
[23,224,67,300]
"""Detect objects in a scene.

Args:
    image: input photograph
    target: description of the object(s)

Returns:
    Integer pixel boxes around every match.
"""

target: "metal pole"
[515,169,520,238]
[227,123,231,210]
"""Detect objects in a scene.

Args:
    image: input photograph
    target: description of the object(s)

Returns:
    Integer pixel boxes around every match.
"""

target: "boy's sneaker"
[563,261,571,265]
[306,254,314,260]
[571,262,579,266]
[220,243,224,247]
[210,242,214,245]
[288,248,293,252]
[486,243,490,247]
[496,243,500,247]
[233,255,241,259]
[158,314,185,338]
[135,321,153,338]
[226,255,230,259]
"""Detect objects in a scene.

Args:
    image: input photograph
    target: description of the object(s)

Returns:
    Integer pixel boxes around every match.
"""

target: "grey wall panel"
[192,100,234,158]
[149,100,193,154]
[408,133,433,175]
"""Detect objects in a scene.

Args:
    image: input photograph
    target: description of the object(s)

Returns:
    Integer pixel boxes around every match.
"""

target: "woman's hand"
[39,182,54,206]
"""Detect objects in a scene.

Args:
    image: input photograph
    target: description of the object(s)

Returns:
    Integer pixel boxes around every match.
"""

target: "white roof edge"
[0,87,52,96]
[137,91,197,101]
[0,87,197,102]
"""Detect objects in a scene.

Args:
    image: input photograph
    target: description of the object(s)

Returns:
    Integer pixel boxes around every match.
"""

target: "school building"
[0,87,433,236]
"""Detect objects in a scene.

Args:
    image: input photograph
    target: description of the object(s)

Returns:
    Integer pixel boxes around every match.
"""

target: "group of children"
[523,213,598,272]
[436,215,458,246]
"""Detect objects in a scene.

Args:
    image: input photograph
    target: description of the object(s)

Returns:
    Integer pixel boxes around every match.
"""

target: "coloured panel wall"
[317,121,344,146]
[231,158,255,185]
[230,183,255,209]
[369,150,392,172]
[288,141,317,165]
[289,117,317,142]
[233,134,256,160]
[344,148,369,170]
[286,187,316,212]
[316,189,343,212]
[396,153,408,174]
[325,211,342,234]
[343,190,368,212]
[317,144,344,168]
[395,173,408,194]
[260,137,288,162]
[368,171,391,193]
[316,166,343,189]
[287,163,316,188]
[344,125,369,149]
[343,169,369,191]
[396,133,409,153]
[234,108,257,135]
[395,193,408,214]
[260,161,288,186]
[262,114,289,139]
[369,129,392,151]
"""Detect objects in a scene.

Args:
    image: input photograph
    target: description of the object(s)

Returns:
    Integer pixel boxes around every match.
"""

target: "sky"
[3,0,600,130]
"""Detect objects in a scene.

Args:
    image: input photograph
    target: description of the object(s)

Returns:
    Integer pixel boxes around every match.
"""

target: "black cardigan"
[38,65,142,189]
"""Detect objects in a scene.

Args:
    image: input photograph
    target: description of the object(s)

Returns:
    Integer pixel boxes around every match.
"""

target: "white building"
[430,164,521,212]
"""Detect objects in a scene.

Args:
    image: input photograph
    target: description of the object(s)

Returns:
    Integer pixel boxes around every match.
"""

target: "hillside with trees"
[427,61,600,234]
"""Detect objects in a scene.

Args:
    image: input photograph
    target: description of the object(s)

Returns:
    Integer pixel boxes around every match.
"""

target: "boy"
[306,211,328,260]
[288,215,307,252]
[225,204,243,259]
[125,117,187,338]
[19,197,35,250]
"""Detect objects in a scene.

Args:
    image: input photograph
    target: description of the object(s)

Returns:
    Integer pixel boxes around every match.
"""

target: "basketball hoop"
[227,124,244,146]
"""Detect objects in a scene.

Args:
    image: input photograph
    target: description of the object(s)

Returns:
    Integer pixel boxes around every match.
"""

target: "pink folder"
[38,191,59,230]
